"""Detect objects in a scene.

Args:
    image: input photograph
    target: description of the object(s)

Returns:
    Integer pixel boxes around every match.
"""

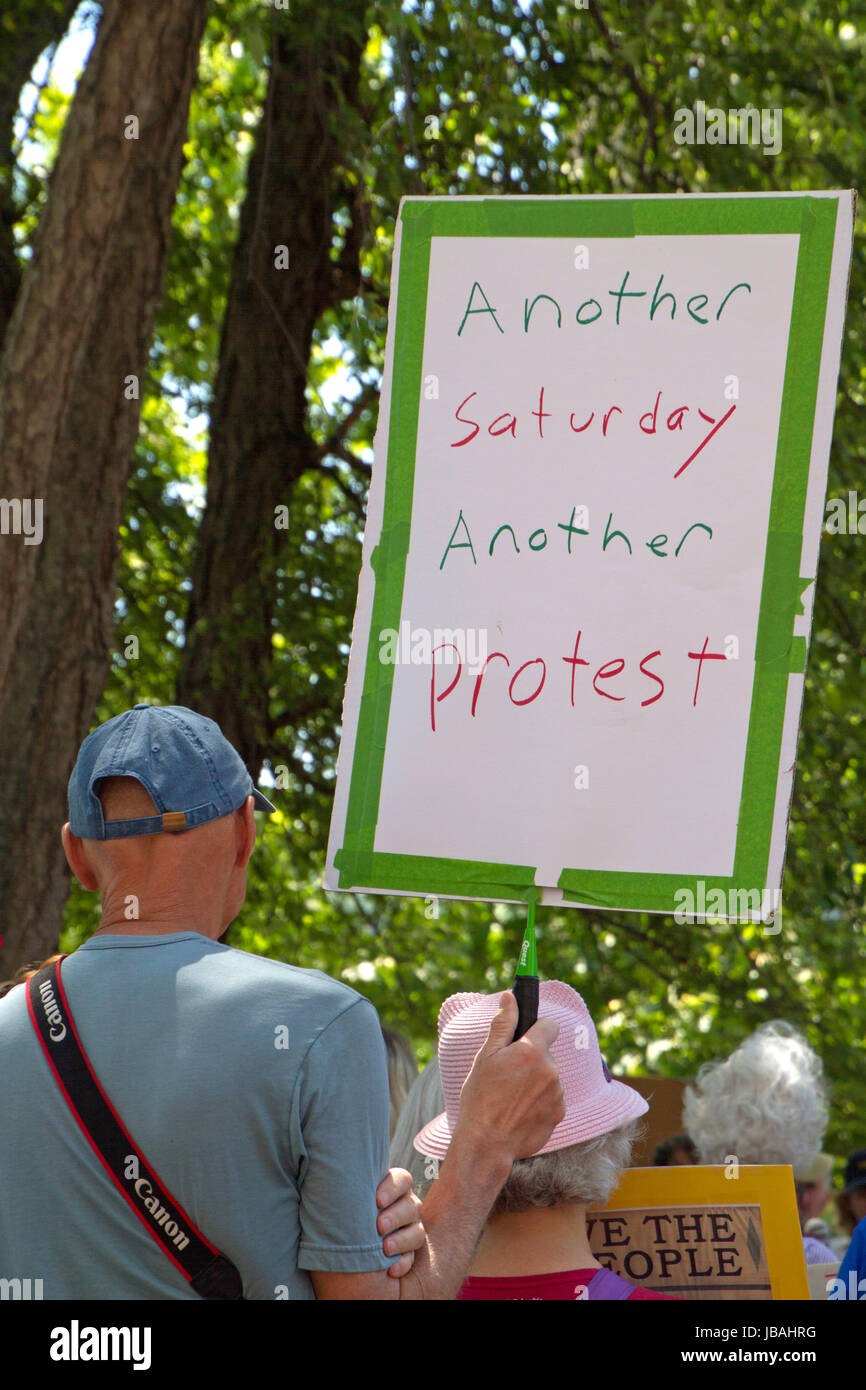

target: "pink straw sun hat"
[414,981,648,1160]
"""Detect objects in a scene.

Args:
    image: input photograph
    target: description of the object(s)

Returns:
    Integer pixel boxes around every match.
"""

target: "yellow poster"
[588,1165,809,1300]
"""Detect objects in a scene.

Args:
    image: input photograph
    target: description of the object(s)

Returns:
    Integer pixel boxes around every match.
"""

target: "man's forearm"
[398,1128,512,1300]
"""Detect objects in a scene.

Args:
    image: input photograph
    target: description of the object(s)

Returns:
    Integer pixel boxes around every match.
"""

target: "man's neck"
[92,919,208,939]
[468,1202,600,1277]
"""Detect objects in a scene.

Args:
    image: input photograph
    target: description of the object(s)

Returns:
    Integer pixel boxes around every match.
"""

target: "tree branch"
[312,383,376,462]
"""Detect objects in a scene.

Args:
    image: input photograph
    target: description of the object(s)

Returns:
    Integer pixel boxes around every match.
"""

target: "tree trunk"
[0,0,82,339]
[0,0,208,976]
[177,1,368,774]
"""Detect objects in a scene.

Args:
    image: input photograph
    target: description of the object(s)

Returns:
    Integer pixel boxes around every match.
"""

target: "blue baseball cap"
[68,704,277,839]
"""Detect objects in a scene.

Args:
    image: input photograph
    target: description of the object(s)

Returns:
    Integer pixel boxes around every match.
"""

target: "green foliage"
[152,13,266,411]
[17,0,859,1160]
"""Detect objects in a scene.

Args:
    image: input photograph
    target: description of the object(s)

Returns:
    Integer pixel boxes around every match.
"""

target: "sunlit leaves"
[40,0,866,1157]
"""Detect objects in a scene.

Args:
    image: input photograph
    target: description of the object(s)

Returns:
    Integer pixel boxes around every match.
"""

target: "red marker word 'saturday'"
[449,386,738,481]
[429,632,728,730]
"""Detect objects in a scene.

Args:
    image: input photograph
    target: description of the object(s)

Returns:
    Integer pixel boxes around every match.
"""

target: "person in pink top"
[414,981,677,1301]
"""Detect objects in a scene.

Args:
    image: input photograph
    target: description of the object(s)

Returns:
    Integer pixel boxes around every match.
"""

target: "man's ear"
[61,823,99,892]
[235,796,256,869]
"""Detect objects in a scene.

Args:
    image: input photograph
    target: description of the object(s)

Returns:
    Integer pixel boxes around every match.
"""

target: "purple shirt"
[803,1234,838,1265]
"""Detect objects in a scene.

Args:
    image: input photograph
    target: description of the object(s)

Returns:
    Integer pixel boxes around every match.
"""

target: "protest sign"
[588,1164,809,1300]
[326,193,854,917]
[622,1077,688,1165]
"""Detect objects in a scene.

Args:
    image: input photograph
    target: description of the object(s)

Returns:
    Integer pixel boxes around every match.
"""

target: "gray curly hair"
[682,1021,829,1170]
[491,1119,641,1216]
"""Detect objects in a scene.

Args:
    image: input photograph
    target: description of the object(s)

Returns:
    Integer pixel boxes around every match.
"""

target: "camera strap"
[27,955,243,1300]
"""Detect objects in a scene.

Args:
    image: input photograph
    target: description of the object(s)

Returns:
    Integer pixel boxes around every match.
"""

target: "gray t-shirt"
[0,933,395,1299]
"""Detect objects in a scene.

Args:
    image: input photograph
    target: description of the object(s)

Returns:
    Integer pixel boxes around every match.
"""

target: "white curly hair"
[491,1119,641,1215]
[682,1021,829,1170]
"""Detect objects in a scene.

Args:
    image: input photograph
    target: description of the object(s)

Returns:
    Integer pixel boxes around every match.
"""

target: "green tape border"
[335,196,838,910]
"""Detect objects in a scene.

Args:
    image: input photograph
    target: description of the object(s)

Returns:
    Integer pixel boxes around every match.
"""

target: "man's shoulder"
[62,934,377,1034]
[0,980,28,1035]
[207,942,375,1022]
[219,943,359,992]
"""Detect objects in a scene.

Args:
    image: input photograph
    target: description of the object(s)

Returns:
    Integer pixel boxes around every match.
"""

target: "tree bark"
[0,0,208,688]
[176,1,368,774]
[0,0,82,339]
[0,0,208,976]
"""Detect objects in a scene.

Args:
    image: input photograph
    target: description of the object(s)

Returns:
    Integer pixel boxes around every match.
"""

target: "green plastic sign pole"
[512,900,539,1039]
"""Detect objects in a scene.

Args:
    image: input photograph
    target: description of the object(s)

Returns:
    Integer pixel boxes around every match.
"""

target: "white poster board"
[327,193,854,918]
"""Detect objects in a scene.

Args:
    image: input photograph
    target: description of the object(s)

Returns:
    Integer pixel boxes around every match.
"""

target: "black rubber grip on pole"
[513,976,539,1039]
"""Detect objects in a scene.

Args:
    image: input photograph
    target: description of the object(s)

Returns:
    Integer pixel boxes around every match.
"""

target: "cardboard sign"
[806,1262,840,1301]
[588,1164,810,1300]
[621,1076,689,1166]
[327,193,854,916]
